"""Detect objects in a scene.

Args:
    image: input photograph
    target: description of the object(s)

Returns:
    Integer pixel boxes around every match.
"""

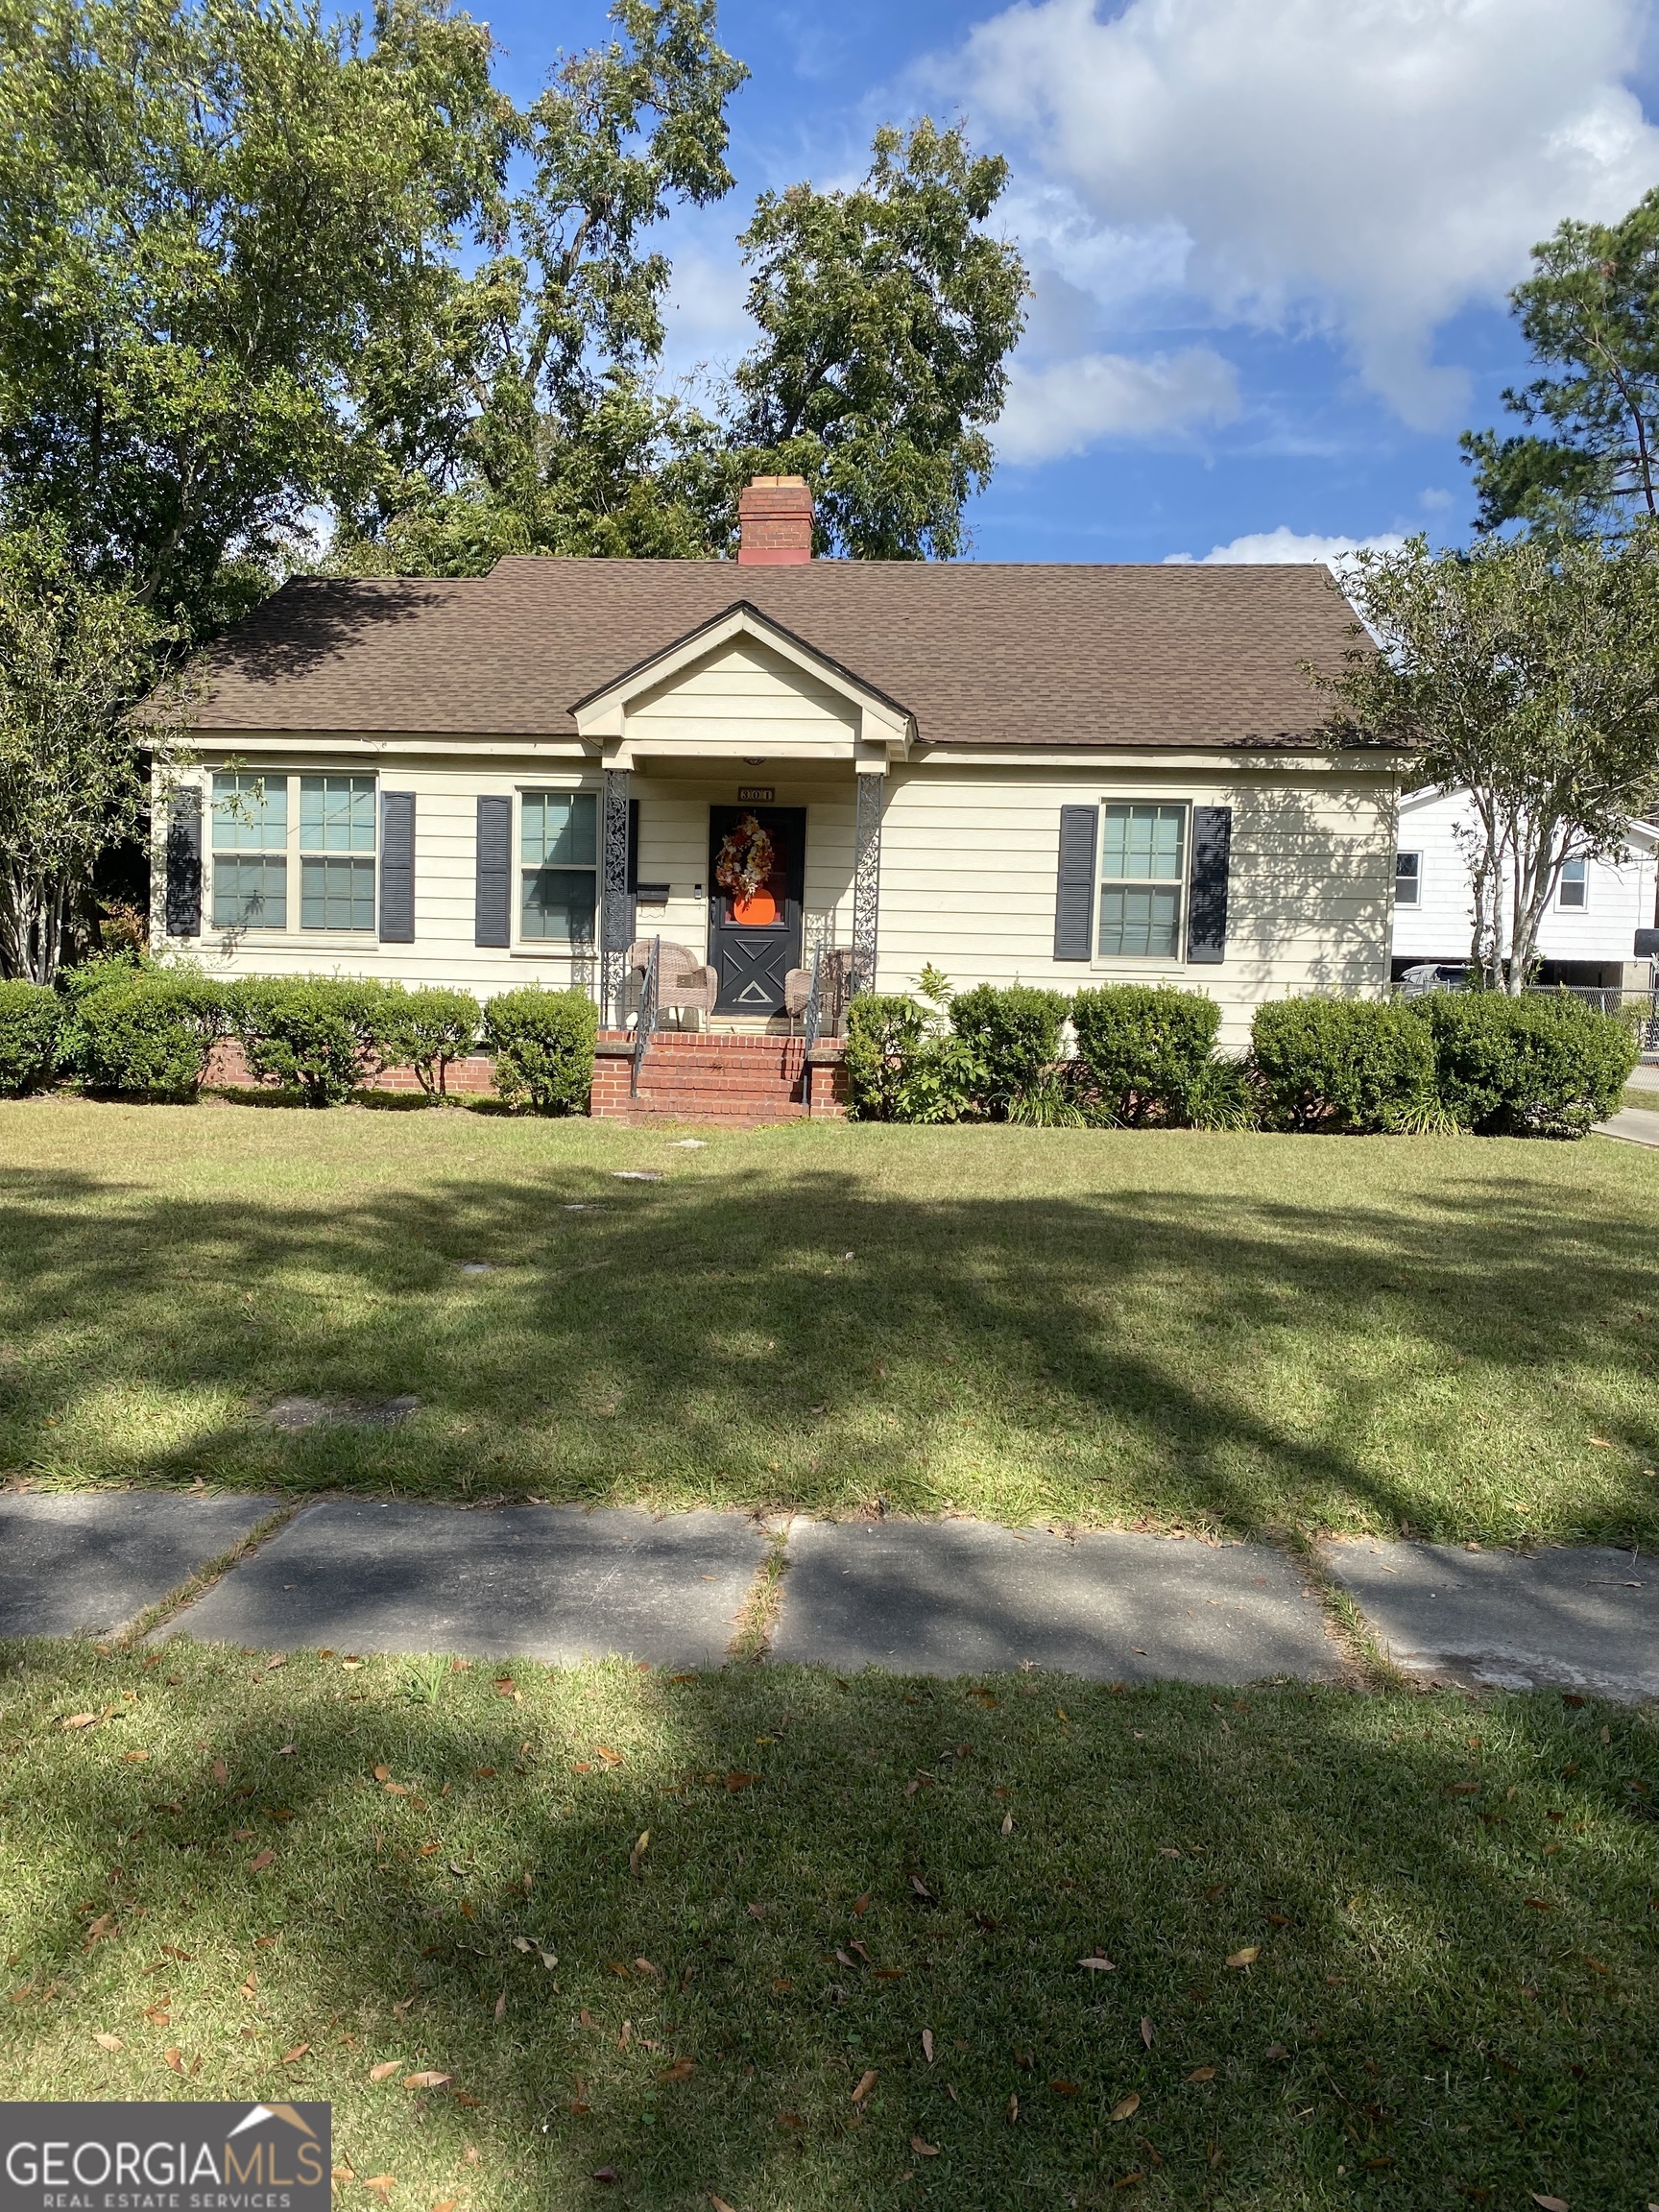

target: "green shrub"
[483,987,597,1113]
[231,976,390,1107]
[0,980,62,1095]
[74,968,228,1096]
[949,983,1070,1118]
[1412,989,1637,1138]
[379,985,482,1097]
[1251,997,1435,1133]
[1071,985,1223,1126]
[843,994,983,1122]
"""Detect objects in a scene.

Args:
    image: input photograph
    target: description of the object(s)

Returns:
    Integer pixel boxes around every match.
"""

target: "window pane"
[301,855,376,930]
[1098,884,1182,958]
[1559,859,1587,908]
[301,775,376,853]
[1100,803,1185,880]
[212,855,287,929]
[1395,853,1420,905]
[211,773,287,852]
[521,791,597,866]
[521,867,597,944]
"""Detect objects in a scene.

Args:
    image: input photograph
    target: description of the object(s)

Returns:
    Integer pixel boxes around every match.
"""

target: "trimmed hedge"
[844,994,986,1122]
[0,981,62,1095]
[231,977,389,1107]
[75,969,228,1096]
[1411,989,1636,1138]
[380,985,481,1097]
[1071,984,1221,1127]
[949,984,1070,1118]
[1252,998,1435,1133]
[483,987,597,1113]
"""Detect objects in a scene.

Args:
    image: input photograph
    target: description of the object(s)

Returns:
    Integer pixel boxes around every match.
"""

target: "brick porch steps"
[589,1032,848,1124]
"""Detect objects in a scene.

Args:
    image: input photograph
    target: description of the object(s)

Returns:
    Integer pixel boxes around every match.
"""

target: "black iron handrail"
[800,945,825,1112]
[632,934,661,1097]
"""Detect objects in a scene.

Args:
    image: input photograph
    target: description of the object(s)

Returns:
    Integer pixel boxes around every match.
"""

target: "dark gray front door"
[708,805,805,1015]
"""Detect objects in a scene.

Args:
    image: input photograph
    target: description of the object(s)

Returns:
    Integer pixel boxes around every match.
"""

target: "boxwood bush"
[1252,997,1436,1133]
[948,983,1070,1119]
[0,980,62,1095]
[1071,984,1222,1126]
[74,968,229,1096]
[1411,989,1636,1137]
[483,987,597,1113]
[231,976,390,1107]
[379,985,481,1097]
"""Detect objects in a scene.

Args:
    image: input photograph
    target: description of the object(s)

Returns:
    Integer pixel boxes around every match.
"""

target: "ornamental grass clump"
[483,987,597,1113]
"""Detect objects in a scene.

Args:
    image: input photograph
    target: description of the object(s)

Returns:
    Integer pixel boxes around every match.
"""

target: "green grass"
[1,1643,1653,2209]
[1,1098,1657,1544]
[1621,1086,1659,1115]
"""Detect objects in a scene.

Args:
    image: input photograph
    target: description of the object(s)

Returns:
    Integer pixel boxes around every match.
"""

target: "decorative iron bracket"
[600,766,633,1027]
[851,770,884,997]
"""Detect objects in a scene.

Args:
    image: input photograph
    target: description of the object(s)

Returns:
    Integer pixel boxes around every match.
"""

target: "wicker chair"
[783,947,857,1032]
[628,938,717,1026]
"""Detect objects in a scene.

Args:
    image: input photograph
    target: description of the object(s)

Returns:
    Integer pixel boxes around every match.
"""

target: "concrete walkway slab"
[1321,1539,1659,1700]
[770,1519,1344,1683]
[156,1499,768,1666]
[0,1492,279,1639]
[1594,1105,1659,1147]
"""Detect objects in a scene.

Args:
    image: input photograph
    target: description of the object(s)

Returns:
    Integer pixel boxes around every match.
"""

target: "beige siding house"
[156,479,1399,1054]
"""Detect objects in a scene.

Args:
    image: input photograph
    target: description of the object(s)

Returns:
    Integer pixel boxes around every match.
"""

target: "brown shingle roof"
[182,557,1364,749]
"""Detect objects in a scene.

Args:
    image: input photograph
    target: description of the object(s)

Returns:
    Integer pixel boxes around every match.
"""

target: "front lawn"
[1,1643,1653,2211]
[0,1098,1655,1545]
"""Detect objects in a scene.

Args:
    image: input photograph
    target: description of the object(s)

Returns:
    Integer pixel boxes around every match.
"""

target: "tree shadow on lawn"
[0,1154,1655,1542]
[1,1647,1653,2210]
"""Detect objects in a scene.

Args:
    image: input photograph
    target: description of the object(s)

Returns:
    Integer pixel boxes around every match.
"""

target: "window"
[521,791,597,945]
[1395,851,1421,906]
[300,775,376,930]
[1098,802,1187,958]
[1558,857,1588,910]
[211,773,288,929]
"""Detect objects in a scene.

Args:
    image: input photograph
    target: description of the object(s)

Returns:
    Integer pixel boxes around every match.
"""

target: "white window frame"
[516,785,599,953]
[1094,799,1190,964]
[1556,857,1589,911]
[208,770,379,940]
[1394,850,1422,907]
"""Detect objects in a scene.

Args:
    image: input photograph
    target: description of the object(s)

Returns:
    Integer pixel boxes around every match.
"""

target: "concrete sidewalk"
[2,1491,1653,1698]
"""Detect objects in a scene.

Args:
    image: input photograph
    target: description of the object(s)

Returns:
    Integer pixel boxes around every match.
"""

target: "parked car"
[1398,962,1471,997]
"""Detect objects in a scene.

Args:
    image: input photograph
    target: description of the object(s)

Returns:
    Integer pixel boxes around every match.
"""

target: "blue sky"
[477,0,1659,565]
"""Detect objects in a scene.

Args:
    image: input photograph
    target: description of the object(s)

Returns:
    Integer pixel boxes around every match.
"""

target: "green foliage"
[1251,998,1436,1134]
[73,965,228,1096]
[1071,984,1223,1127]
[1004,1067,1089,1128]
[0,977,61,1094]
[843,989,984,1123]
[1411,989,1637,1139]
[731,118,1028,561]
[231,976,390,1107]
[379,984,481,1096]
[1460,186,1659,538]
[1316,532,1659,991]
[948,983,1070,1119]
[482,987,597,1113]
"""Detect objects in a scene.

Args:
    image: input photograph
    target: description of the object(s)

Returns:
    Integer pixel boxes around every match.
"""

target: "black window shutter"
[379,791,416,943]
[474,795,512,948]
[626,797,640,895]
[1187,805,1232,964]
[164,790,202,937]
[1053,805,1098,960]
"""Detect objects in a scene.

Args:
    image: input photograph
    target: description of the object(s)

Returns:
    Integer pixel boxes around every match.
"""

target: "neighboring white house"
[1391,785,1658,989]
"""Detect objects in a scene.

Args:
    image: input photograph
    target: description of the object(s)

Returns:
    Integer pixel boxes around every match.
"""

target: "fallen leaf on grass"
[84,1913,114,1949]
[164,2048,184,2074]
[1530,2198,1569,2211]
[658,2058,695,2083]
[1114,2173,1145,2191]
[93,2032,122,2053]
[1187,2067,1215,2083]
[369,2061,402,2081]
[1078,1956,1116,1972]
[589,2169,616,2185]
[1140,2017,1154,2049]
[910,2137,940,2157]
[282,2043,309,2062]
[1225,1948,1259,1968]
[852,1892,870,1917]
[1264,2044,1288,2061]
[249,1849,276,1874]
[1000,1812,1014,1836]
[431,2200,457,2212]
[211,1760,228,1783]
[709,2197,736,2212]
[725,1771,757,1791]
[493,1993,506,2024]
[922,2029,934,2064]
[404,2070,452,2090]
[851,2070,878,2104]
[630,1831,649,1875]
[124,1749,148,1764]
[363,2177,396,2199]
[1049,2080,1079,2096]
[594,1744,622,1767]
[1109,2094,1140,2123]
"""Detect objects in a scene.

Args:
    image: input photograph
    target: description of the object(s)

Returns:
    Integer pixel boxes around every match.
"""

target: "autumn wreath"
[714,813,776,904]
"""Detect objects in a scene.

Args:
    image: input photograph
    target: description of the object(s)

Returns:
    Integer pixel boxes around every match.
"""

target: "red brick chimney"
[737,474,814,565]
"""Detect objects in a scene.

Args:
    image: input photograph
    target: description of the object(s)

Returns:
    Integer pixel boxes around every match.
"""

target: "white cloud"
[951,0,1659,429]
[997,344,1242,462]
[1164,525,1408,566]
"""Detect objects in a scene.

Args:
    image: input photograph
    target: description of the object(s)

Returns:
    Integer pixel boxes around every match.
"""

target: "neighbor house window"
[1098,802,1187,958]
[520,791,598,944]
[300,775,376,930]
[1558,858,1588,910]
[211,773,288,929]
[1395,851,1422,906]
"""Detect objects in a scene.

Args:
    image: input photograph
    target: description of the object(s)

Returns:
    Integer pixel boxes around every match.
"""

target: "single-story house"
[1392,784,1659,992]
[155,476,1403,1114]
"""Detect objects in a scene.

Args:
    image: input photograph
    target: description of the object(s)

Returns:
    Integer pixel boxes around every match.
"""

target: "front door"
[708,805,805,1015]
